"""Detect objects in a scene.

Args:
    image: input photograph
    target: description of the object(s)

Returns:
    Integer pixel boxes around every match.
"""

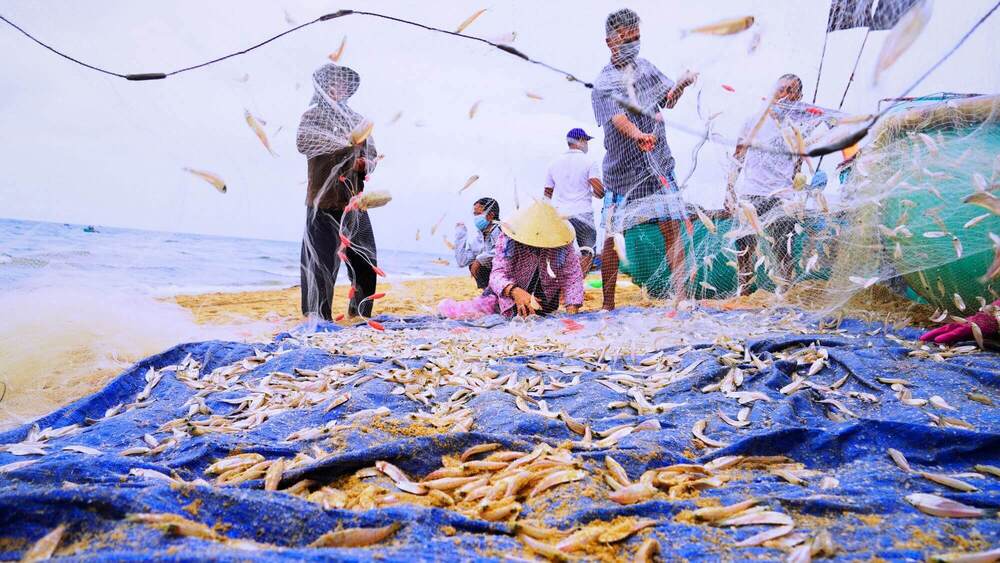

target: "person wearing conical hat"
[488,200,584,318]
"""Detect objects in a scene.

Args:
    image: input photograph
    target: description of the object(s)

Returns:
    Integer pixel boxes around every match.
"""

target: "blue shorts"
[601,172,686,232]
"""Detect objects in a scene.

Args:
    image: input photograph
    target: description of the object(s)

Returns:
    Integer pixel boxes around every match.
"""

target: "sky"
[1,0,998,252]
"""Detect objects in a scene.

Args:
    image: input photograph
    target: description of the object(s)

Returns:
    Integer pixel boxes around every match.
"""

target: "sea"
[0,218,457,296]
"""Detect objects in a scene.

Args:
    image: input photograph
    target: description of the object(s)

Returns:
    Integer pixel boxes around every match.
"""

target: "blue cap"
[566,128,594,141]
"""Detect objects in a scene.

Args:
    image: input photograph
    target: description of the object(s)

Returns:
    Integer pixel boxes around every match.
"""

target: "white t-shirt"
[544,149,602,218]
[734,109,797,198]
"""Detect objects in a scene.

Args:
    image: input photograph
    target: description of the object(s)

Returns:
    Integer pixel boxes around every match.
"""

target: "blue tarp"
[0,307,998,561]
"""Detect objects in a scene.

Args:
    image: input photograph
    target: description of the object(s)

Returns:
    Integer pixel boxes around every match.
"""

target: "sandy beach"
[172,274,651,326]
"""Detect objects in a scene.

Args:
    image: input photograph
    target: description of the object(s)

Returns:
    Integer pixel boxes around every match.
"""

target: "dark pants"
[470,262,492,290]
[300,207,377,320]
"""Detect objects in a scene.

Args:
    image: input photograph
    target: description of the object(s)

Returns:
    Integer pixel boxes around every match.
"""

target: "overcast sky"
[1,0,997,251]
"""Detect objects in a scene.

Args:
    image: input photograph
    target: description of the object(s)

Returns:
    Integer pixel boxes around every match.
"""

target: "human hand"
[678,70,699,88]
[511,287,535,317]
[920,308,998,345]
[469,260,481,277]
[635,133,657,152]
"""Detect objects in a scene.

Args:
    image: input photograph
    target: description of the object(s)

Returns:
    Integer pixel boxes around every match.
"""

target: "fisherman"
[296,63,380,321]
[489,200,584,318]
[726,74,811,295]
[592,8,697,310]
[454,197,502,290]
[543,128,605,274]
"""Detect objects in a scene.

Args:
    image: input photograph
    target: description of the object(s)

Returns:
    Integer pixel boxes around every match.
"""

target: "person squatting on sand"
[439,201,584,320]
[543,128,605,275]
[453,197,502,290]
[296,63,380,321]
[592,8,698,311]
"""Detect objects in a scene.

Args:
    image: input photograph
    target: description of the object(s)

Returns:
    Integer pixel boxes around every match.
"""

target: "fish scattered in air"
[721,84,735,92]
[695,207,716,234]
[873,0,933,84]
[430,213,447,235]
[525,91,543,101]
[513,182,521,209]
[235,73,250,83]
[459,175,480,193]
[183,168,227,193]
[682,16,755,37]
[488,31,517,45]
[468,100,482,119]
[283,9,297,25]
[964,214,989,229]
[388,111,403,125]
[350,120,375,146]
[443,235,455,250]
[329,37,347,63]
[415,229,421,241]
[964,192,1000,216]
[456,8,487,33]
[747,30,762,54]
[244,110,277,156]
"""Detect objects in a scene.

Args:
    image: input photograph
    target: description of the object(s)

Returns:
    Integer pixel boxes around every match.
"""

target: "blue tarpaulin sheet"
[0,306,997,561]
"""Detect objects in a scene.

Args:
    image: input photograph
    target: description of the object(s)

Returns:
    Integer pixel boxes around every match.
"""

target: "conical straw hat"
[500,200,575,248]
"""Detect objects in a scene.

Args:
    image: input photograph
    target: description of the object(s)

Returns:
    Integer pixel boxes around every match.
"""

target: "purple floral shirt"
[488,232,584,318]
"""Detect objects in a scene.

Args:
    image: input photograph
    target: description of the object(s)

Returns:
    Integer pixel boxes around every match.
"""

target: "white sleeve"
[588,159,601,180]
[544,165,555,189]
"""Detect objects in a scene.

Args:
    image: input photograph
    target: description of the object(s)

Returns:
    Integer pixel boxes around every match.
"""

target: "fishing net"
[297,63,386,324]
[4,1,1000,560]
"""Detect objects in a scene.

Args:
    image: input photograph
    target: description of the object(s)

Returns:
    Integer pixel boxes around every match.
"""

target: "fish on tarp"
[873,0,933,84]
[682,16,755,37]
[183,168,227,193]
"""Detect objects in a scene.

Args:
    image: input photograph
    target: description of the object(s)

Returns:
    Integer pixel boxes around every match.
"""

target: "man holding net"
[296,63,379,321]
[543,128,604,275]
[454,197,501,290]
[592,8,697,310]
[726,74,814,295]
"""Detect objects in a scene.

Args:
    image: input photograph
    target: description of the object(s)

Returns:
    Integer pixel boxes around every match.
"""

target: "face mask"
[473,214,489,231]
[612,39,640,66]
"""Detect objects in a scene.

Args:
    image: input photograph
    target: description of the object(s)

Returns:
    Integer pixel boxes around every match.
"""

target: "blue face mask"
[613,39,640,66]
[473,214,490,231]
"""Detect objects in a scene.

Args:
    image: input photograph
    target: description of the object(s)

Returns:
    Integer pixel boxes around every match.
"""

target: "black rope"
[811,8,833,105]
[0,14,127,78]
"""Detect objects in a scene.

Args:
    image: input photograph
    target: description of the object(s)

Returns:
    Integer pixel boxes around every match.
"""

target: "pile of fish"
[1,305,998,560]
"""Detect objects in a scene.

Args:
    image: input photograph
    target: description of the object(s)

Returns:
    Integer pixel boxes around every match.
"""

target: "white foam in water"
[0,284,275,432]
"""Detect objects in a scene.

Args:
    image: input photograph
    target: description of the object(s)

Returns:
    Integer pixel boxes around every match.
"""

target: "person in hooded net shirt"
[296,63,379,321]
